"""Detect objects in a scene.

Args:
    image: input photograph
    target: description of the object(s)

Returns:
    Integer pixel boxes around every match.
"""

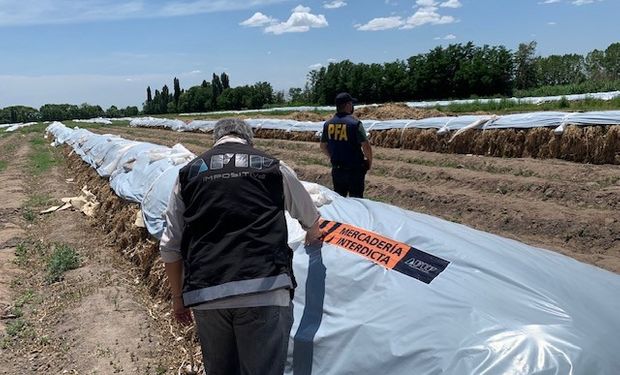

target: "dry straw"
[258,125,620,165]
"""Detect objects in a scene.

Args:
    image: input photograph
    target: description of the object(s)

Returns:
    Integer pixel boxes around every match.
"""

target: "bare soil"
[0,132,187,374]
[90,125,620,274]
[0,136,27,336]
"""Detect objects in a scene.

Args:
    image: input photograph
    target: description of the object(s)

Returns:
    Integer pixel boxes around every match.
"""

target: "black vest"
[323,113,365,168]
[178,142,294,307]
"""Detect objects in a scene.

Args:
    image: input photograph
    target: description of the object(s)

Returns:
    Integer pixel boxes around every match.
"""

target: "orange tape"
[320,219,409,269]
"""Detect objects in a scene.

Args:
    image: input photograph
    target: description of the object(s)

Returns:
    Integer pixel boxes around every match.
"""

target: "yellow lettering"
[329,124,349,141]
[340,125,348,141]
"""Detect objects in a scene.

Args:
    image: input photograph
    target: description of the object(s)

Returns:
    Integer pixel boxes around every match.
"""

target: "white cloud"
[572,0,596,4]
[0,0,288,26]
[358,0,458,31]
[356,16,404,31]
[308,63,323,69]
[292,5,312,13]
[539,0,561,3]
[547,21,557,25]
[323,0,347,9]
[402,6,456,29]
[327,58,338,63]
[240,12,276,27]
[416,0,438,7]
[440,0,462,8]
[262,6,328,34]
[434,33,456,40]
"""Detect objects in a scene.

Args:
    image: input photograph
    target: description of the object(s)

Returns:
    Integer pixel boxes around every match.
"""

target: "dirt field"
[0,130,190,373]
[88,124,620,274]
[1,122,619,372]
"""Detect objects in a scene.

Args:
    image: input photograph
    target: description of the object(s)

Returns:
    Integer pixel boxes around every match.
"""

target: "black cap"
[335,92,357,106]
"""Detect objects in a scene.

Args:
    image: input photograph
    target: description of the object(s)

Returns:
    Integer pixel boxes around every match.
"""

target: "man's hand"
[305,219,323,246]
[172,296,193,325]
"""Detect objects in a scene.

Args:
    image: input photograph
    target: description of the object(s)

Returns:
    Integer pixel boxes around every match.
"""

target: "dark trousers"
[193,305,294,375]
[331,166,366,198]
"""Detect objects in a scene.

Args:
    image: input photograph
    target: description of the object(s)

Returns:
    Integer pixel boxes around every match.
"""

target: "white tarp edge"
[406,90,620,108]
[129,110,620,136]
[3,122,38,132]
[46,122,620,375]
[74,117,113,125]
[174,91,620,116]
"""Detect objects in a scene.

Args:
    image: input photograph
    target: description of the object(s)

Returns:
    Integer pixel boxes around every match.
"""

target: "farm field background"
[84,121,620,273]
[1,111,619,372]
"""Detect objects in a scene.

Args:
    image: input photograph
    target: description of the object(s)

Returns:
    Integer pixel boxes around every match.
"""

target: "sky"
[0,0,618,109]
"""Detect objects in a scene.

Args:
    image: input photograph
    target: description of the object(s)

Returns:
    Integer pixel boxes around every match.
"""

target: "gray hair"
[213,118,254,145]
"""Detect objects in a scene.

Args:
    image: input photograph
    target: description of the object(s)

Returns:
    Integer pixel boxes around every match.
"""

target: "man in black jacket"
[160,118,322,375]
[320,92,373,198]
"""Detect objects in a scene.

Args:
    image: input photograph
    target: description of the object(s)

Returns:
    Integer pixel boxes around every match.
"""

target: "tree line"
[0,103,139,124]
[292,41,620,105]
[143,73,285,115]
[2,40,618,124]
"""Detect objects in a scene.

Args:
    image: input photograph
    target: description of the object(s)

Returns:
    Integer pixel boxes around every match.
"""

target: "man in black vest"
[160,118,322,375]
[320,92,373,198]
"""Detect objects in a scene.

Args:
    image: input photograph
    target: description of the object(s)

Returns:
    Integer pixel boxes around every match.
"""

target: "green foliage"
[537,54,586,86]
[14,242,30,266]
[6,319,28,337]
[14,290,36,308]
[29,136,58,174]
[177,85,213,113]
[39,103,104,122]
[0,105,39,123]
[10,306,23,318]
[221,72,230,89]
[45,244,80,284]
[26,193,54,207]
[173,77,181,108]
[145,73,277,114]
[288,87,306,104]
[514,41,538,90]
[514,80,620,97]
[302,41,620,106]
[1,103,137,125]
[13,241,45,266]
[22,208,36,222]
[306,43,513,104]
[0,160,7,172]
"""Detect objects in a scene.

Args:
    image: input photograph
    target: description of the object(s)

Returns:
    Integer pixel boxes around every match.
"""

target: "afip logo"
[404,258,439,275]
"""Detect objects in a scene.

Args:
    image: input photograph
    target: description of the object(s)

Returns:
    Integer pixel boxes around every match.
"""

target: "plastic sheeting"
[74,117,113,125]
[46,122,194,237]
[46,122,620,375]
[130,110,620,136]
[286,191,620,374]
[405,90,620,108]
[2,122,38,132]
[175,91,620,116]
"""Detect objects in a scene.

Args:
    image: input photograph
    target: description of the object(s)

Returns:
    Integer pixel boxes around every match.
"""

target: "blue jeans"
[193,304,294,375]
